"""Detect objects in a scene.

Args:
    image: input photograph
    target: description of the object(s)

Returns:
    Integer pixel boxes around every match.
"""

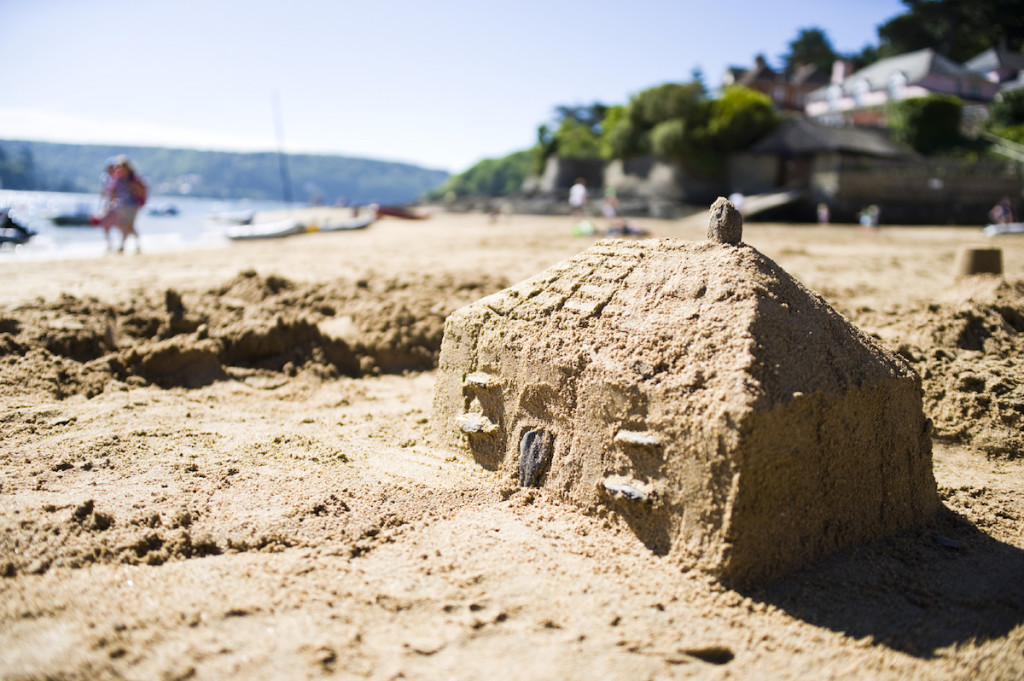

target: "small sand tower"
[432,198,938,584]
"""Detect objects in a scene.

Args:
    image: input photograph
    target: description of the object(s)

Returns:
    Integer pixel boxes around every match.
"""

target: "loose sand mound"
[855,276,1024,459]
[0,269,508,399]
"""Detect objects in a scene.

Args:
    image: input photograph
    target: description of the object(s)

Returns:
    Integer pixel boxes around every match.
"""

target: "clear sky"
[1,0,907,173]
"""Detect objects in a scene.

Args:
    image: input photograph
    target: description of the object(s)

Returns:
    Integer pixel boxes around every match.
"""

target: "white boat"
[224,218,306,241]
[310,214,377,232]
[224,212,375,241]
[207,208,256,226]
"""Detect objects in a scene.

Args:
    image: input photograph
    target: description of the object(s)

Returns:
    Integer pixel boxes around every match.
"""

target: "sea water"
[0,190,292,261]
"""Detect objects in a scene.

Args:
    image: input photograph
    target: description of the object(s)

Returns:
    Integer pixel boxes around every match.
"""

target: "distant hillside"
[0,140,449,205]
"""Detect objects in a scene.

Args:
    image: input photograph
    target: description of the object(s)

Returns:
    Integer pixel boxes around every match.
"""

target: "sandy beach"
[1,210,1023,680]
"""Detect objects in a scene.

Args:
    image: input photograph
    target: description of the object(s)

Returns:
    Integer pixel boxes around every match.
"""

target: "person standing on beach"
[97,159,118,247]
[569,178,588,217]
[989,196,1015,225]
[102,155,146,253]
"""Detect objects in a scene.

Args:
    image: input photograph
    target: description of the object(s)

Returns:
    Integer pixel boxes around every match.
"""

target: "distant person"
[602,187,619,222]
[859,204,880,231]
[100,155,147,253]
[488,199,502,223]
[817,203,830,225]
[569,178,588,217]
[989,196,1015,225]
[96,159,118,241]
[604,218,648,238]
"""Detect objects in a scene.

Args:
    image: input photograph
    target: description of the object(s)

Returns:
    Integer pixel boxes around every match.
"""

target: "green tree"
[532,124,558,173]
[553,104,608,132]
[706,86,778,153]
[783,27,838,72]
[431,150,533,199]
[986,89,1024,144]
[629,82,707,131]
[887,94,963,154]
[877,0,1024,62]
[531,103,608,171]
[848,44,882,70]
[650,118,697,161]
[607,82,710,160]
[598,105,631,160]
[610,82,776,174]
[989,89,1024,127]
[645,86,777,174]
[552,118,602,158]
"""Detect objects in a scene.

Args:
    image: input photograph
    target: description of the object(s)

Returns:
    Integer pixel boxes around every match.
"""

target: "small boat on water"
[207,208,256,226]
[1,209,36,246]
[147,203,179,216]
[49,212,95,226]
[46,202,96,226]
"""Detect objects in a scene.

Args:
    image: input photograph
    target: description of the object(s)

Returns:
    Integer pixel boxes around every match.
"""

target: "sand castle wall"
[432,226,938,584]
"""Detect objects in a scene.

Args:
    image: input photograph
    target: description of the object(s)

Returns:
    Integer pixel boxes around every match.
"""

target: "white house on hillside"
[805,48,1000,126]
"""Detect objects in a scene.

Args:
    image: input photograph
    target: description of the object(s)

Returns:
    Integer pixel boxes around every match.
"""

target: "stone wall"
[818,157,1022,224]
[733,152,1023,224]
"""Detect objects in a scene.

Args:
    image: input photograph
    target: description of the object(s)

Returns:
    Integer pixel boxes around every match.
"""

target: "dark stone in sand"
[519,429,553,487]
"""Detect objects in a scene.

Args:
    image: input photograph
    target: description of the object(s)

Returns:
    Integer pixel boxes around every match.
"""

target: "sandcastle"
[432,198,938,584]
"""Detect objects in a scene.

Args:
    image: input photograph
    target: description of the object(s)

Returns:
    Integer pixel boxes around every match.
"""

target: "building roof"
[722,66,747,87]
[851,49,972,91]
[749,117,910,158]
[789,63,831,87]
[739,63,778,87]
[808,47,993,101]
[1003,74,1024,93]
[723,60,829,92]
[965,46,1024,74]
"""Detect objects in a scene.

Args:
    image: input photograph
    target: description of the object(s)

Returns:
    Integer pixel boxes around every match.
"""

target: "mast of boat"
[272,91,294,206]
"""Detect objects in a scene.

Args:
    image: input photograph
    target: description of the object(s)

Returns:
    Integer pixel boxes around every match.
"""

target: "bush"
[552,118,602,159]
[598,106,632,160]
[989,89,1024,128]
[707,86,778,152]
[429,150,533,199]
[994,123,1024,145]
[887,95,963,154]
[626,84,776,175]
[650,119,690,159]
[630,82,707,130]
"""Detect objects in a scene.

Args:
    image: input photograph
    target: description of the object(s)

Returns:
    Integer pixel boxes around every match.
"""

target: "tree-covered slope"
[0,140,449,205]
